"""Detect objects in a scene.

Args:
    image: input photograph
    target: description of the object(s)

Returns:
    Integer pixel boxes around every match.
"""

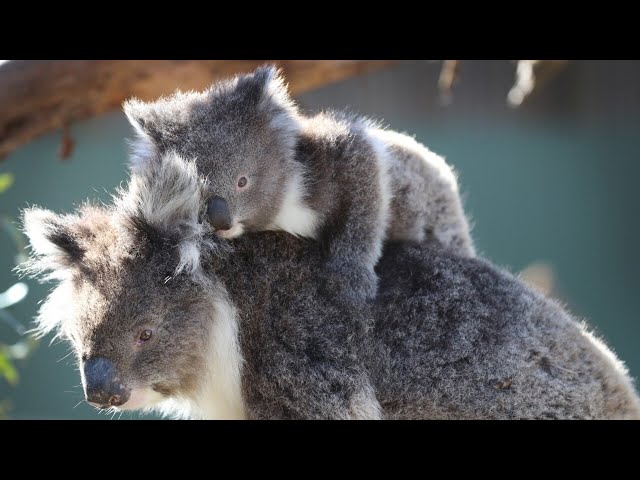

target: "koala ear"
[124,95,191,171]
[238,64,298,115]
[123,98,150,137]
[123,94,191,141]
[124,97,183,142]
[231,64,301,143]
[123,98,159,170]
[123,98,166,142]
[21,208,85,280]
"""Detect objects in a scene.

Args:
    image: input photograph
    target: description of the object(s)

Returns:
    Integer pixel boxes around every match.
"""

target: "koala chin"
[123,65,475,300]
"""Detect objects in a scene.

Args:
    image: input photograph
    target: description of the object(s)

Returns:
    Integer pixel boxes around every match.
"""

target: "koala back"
[201,232,640,419]
[371,242,640,419]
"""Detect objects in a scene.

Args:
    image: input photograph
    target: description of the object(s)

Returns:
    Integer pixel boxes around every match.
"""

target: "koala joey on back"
[123,65,475,299]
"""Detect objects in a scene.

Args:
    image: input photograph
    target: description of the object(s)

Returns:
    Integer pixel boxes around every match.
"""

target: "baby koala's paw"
[323,260,379,302]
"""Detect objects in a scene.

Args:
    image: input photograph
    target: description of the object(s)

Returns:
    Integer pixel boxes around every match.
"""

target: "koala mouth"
[114,386,166,411]
[217,222,244,239]
[152,383,175,397]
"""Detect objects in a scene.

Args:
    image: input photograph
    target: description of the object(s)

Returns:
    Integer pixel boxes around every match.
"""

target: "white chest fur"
[154,287,246,420]
[269,167,319,239]
[198,289,246,419]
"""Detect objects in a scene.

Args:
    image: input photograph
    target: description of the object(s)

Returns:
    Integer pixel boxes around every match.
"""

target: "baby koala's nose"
[207,196,233,231]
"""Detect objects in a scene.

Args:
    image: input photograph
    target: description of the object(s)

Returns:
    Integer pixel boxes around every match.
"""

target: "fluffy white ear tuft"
[19,211,82,337]
[119,151,222,277]
[256,65,297,112]
[252,65,301,151]
[20,208,84,281]
[123,98,151,137]
[23,208,63,257]
[34,280,75,339]
[122,98,146,135]
[126,151,203,233]
[123,98,158,171]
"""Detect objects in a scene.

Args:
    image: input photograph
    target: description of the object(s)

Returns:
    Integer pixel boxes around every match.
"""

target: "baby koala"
[124,65,474,299]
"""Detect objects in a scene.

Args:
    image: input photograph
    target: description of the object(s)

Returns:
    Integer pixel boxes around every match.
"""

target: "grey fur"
[123,65,474,299]
[20,154,640,419]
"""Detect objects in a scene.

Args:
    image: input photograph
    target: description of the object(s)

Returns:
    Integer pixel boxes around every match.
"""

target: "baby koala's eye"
[237,176,248,188]
[138,329,153,343]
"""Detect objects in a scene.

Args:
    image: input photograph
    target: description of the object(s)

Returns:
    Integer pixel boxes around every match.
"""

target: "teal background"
[1,60,639,418]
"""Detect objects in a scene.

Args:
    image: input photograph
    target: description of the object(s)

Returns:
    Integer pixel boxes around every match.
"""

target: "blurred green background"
[1,60,639,418]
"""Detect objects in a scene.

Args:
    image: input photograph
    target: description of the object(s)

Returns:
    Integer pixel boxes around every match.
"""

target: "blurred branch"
[436,60,568,108]
[58,126,75,161]
[438,60,460,105]
[508,60,568,108]
[519,262,556,297]
[0,283,29,335]
[0,305,26,335]
[0,60,394,159]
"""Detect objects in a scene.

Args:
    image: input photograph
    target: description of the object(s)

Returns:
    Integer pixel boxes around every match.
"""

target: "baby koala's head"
[124,65,301,238]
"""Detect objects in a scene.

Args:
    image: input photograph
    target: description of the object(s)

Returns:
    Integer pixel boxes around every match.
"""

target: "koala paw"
[323,261,379,301]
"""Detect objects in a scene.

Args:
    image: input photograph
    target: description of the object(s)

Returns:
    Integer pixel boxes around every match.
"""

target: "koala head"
[123,65,301,239]
[21,153,226,416]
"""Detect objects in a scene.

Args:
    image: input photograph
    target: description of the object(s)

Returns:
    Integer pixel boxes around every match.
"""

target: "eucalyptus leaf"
[0,173,14,193]
[0,351,19,386]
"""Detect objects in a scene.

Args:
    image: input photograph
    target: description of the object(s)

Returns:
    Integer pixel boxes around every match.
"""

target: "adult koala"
[21,152,640,419]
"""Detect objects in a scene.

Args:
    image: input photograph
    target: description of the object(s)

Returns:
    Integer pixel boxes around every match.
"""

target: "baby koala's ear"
[123,98,161,170]
[123,95,189,171]
[123,98,156,139]
[123,94,192,143]
[123,97,181,146]
[234,64,301,140]
[237,64,299,117]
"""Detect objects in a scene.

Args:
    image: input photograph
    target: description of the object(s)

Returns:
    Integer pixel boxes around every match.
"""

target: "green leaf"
[0,350,19,386]
[0,173,14,193]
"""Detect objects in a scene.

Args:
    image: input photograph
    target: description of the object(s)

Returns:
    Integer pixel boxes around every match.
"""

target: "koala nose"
[83,357,130,408]
[206,196,233,231]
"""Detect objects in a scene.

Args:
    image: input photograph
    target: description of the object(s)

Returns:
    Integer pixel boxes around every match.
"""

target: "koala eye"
[138,329,153,343]
[237,176,248,189]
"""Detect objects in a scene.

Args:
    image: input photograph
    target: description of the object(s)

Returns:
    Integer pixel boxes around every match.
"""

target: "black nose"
[83,357,130,408]
[206,196,233,231]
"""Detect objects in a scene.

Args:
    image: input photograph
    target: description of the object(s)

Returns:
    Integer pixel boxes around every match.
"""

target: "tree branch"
[507,60,568,108]
[0,60,394,159]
